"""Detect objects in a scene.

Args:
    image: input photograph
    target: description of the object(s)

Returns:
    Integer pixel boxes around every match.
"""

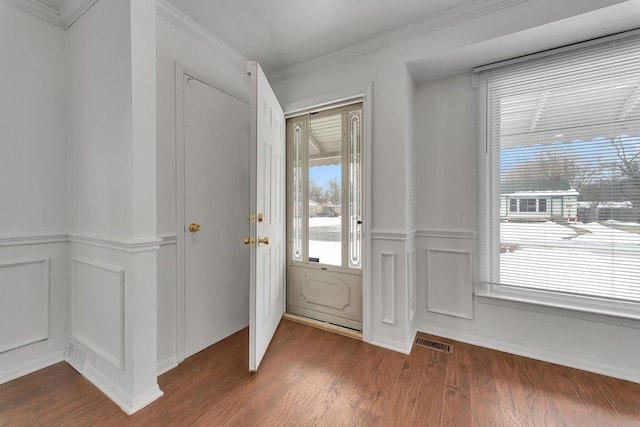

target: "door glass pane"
[308,113,342,266]
[349,110,362,268]
[291,122,303,261]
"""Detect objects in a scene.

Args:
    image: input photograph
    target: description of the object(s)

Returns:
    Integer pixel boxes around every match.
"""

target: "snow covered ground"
[306,217,640,301]
[500,221,640,301]
[309,217,341,266]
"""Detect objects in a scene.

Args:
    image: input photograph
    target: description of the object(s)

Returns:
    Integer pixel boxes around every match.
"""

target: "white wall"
[0,2,69,384]
[155,2,250,371]
[273,0,640,378]
[66,0,133,239]
[66,0,160,413]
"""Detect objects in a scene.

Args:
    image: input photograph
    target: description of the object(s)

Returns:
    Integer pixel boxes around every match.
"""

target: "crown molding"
[155,0,248,69]
[269,0,528,82]
[3,0,97,29]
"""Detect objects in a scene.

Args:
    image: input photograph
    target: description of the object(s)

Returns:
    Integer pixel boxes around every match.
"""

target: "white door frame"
[283,84,373,343]
[174,61,250,364]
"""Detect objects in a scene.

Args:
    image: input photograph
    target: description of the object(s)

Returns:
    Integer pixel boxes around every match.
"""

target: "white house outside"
[501,180,579,222]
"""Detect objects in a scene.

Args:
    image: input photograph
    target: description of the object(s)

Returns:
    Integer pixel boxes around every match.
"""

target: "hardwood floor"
[1,319,640,426]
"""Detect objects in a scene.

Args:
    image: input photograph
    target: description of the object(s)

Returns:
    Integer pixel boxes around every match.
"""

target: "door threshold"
[282,313,362,341]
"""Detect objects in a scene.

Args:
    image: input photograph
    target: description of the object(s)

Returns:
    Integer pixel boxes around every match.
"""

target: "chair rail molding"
[0,234,68,247]
[68,233,161,253]
[416,228,478,240]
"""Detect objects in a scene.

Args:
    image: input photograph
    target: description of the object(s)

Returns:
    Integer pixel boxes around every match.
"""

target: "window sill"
[474,282,640,328]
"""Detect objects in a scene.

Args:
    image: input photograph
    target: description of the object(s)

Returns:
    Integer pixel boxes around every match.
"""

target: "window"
[476,30,640,315]
[538,199,547,213]
[519,199,537,212]
[287,102,363,269]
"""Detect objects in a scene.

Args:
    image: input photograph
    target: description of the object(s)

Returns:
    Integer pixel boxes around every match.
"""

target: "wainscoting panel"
[380,252,396,325]
[0,259,50,353]
[71,258,125,369]
[426,249,473,319]
[407,249,416,323]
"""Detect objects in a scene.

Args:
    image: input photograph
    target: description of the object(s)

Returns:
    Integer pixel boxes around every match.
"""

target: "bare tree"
[325,178,341,205]
[308,179,324,203]
[606,136,640,206]
[503,148,600,193]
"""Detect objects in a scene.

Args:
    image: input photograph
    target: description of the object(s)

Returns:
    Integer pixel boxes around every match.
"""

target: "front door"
[248,61,286,371]
[184,75,250,358]
[286,102,364,330]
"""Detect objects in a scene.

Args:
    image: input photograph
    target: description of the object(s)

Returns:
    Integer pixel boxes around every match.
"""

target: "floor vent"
[65,341,86,373]
[415,337,453,354]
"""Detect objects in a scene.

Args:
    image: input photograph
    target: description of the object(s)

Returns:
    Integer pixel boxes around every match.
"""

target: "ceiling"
[25,0,510,75]
[162,0,475,72]
[28,0,640,79]
[29,0,482,71]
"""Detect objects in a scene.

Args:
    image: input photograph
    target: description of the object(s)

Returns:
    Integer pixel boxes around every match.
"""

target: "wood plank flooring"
[1,319,640,426]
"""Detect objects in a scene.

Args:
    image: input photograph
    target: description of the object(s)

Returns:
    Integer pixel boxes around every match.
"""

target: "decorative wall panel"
[407,249,416,322]
[380,252,396,325]
[426,249,473,319]
[71,258,124,369]
[0,259,49,353]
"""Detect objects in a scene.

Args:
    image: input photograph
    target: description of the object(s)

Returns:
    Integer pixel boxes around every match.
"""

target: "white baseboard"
[157,356,178,376]
[0,350,65,385]
[83,364,163,415]
[416,323,640,384]
[370,333,415,355]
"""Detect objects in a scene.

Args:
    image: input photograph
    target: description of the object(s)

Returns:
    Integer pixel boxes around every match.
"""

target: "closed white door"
[184,76,249,358]
[248,61,286,371]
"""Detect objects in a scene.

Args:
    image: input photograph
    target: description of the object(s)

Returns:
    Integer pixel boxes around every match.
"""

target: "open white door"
[248,61,286,371]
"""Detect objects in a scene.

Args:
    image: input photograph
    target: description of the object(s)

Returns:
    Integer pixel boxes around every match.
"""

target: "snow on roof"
[501,179,577,194]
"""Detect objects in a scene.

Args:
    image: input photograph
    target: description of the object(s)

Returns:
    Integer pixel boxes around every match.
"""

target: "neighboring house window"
[538,199,547,212]
[475,30,640,316]
[519,199,537,212]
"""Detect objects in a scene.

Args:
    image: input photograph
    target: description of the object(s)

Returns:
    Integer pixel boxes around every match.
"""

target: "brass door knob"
[188,223,201,233]
[258,236,269,246]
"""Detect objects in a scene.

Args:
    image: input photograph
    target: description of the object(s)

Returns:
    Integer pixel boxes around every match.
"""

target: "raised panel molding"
[0,259,50,353]
[407,249,416,323]
[380,252,396,325]
[426,248,474,320]
[301,275,350,310]
[3,0,97,29]
[71,258,125,369]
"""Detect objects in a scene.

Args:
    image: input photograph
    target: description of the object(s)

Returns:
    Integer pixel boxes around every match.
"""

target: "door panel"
[248,61,286,371]
[287,266,363,330]
[184,77,249,358]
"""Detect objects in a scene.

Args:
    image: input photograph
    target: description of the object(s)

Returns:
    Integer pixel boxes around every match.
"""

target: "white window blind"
[476,31,640,310]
